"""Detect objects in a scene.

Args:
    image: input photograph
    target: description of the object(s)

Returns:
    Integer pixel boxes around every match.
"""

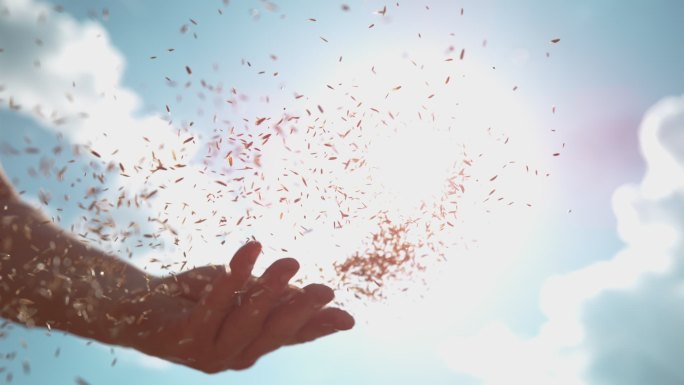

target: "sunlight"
[252,41,554,313]
[365,122,457,213]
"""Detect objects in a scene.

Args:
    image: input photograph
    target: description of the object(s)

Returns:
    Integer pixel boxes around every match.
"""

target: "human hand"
[108,241,354,373]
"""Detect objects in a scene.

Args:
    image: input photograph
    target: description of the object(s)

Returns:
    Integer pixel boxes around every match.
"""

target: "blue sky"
[2,1,684,384]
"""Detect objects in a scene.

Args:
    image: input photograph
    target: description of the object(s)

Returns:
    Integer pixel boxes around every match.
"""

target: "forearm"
[0,192,151,345]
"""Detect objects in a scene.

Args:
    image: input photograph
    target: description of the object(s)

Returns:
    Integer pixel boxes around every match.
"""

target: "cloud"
[440,94,684,385]
[0,0,229,269]
[0,0,190,167]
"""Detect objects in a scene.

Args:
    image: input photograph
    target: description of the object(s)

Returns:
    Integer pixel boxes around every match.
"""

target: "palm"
[113,242,354,373]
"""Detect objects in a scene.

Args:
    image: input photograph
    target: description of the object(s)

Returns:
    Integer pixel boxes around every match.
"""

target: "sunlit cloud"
[0,0,235,271]
[440,94,684,385]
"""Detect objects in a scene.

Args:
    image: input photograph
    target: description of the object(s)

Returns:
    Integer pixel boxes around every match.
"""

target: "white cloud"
[0,0,192,167]
[0,0,232,269]
[440,94,684,385]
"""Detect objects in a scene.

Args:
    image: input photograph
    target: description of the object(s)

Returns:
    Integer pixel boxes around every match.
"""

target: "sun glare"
[241,42,554,308]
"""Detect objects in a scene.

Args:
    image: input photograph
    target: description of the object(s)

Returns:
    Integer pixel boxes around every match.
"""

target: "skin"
[0,167,354,373]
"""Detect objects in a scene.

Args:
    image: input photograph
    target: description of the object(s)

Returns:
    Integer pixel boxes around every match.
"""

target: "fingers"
[189,242,261,335]
[289,307,355,344]
[216,257,299,357]
[241,283,335,359]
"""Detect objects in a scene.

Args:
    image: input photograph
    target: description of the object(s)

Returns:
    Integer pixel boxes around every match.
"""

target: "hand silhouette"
[109,241,354,372]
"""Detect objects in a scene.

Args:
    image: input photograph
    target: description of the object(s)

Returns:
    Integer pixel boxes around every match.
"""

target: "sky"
[2,0,684,384]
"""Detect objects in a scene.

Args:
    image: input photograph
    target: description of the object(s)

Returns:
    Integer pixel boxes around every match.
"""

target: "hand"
[109,241,354,373]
